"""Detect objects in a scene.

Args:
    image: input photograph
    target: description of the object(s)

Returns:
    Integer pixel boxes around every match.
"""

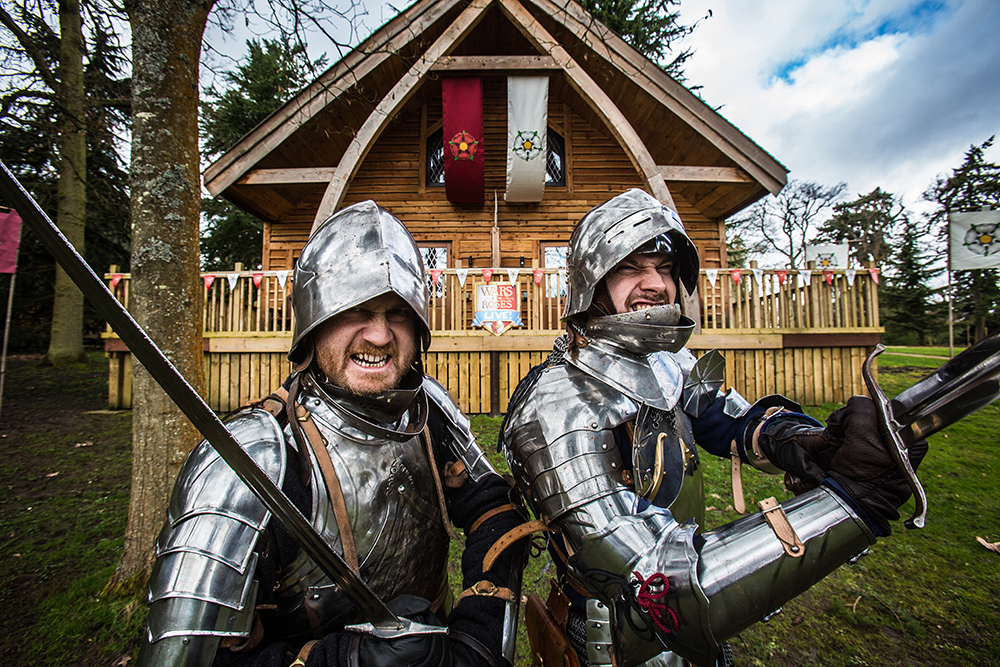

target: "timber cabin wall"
[105,0,882,414]
[261,80,722,273]
[104,86,880,413]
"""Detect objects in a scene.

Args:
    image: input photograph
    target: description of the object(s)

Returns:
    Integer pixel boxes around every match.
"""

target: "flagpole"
[947,209,954,358]
[0,218,19,423]
[0,271,15,422]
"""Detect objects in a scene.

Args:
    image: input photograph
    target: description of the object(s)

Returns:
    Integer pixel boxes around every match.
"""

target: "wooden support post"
[490,351,501,417]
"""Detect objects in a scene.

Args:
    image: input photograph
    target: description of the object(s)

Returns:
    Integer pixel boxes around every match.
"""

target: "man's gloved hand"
[759,396,928,535]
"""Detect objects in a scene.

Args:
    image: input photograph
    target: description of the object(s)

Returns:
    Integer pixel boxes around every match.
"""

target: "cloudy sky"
[675,0,1000,216]
[206,0,1000,220]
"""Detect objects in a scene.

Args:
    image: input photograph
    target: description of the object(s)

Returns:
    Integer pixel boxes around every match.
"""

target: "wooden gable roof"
[204,0,787,228]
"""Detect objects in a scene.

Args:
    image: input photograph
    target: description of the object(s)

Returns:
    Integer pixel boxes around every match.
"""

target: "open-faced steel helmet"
[564,189,700,320]
[289,201,430,363]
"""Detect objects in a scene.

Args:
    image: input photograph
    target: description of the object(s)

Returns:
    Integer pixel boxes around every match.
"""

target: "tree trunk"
[106,0,212,595]
[45,0,87,366]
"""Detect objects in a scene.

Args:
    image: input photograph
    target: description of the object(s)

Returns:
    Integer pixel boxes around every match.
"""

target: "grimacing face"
[603,251,677,314]
[313,293,418,396]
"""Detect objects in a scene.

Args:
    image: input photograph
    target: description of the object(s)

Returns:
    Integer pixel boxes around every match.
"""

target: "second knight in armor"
[501,189,926,667]
[139,202,526,667]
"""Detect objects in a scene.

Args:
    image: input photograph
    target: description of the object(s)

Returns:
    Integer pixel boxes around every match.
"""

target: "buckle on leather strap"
[758,497,805,558]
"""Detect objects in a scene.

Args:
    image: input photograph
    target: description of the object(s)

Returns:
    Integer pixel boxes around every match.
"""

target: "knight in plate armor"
[138,201,527,667]
[500,189,926,667]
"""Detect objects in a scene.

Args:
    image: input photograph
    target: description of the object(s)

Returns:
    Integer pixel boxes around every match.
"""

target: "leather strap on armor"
[443,460,467,488]
[757,497,805,557]
[483,519,552,572]
[730,439,746,514]
[290,640,318,667]
[469,503,518,534]
[284,375,361,573]
[456,580,518,604]
[422,426,458,541]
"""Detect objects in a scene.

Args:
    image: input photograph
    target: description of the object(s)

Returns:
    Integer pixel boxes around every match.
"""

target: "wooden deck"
[104,266,881,413]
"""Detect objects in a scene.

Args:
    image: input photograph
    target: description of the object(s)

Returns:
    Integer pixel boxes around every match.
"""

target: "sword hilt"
[862,344,927,529]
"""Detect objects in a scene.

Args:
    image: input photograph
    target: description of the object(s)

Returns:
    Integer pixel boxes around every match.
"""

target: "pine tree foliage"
[924,137,1000,342]
[578,0,702,81]
[200,39,320,270]
[815,187,905,266]
[880,217,943,345]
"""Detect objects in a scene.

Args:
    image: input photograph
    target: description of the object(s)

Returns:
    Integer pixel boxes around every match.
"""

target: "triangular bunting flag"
[775,270,787,285]
[204,275,215,290]
[823,270,834,285]
[482,268,493,283]
[868,268,880,284]
[506,268,520,284]
[845,269,857,287]
[456,268,469,287]
[275,270,289,290]
[226,273,239,291]
[533,269,544,285]
[751,268,763,284]
[730,269,741,284]
[705,269,718,287]
[110,273,123,289]
[252,272,263,288]
[430,269,443,287]
[800,271,812,286]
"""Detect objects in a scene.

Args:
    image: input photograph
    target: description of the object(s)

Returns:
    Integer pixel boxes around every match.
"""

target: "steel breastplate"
[631,403,704,527]
[266,387,450,642]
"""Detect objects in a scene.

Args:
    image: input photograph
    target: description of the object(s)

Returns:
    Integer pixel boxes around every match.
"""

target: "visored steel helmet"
[289,201,430,363]
[564,189,700,320]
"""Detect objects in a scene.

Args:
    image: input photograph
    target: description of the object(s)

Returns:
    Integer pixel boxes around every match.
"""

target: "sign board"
[472,283,523,335]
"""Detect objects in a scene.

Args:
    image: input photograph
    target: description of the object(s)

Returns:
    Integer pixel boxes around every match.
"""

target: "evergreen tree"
[924,138,1000,342]
[0,2,130,353]
[578,0,703,81]
[816,187,904,266]
[880,218,943,345]
[200,39,320,270]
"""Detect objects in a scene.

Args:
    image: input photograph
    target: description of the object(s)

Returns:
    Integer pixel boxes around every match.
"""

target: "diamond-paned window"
[544,245,568,298]
[421,246,448,298]
[425,127,566,187]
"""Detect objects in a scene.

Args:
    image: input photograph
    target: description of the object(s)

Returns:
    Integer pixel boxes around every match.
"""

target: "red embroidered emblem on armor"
[632,570,679,633]
[449,131,479,161]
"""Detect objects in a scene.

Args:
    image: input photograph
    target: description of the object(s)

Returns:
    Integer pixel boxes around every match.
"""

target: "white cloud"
[679,0,1000,214]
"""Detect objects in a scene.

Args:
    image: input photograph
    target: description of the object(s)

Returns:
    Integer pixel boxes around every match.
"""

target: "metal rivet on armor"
[601,443,608,450]
[591,421,598,429]
[312,594,321,600]
[182,638,190,645]
[611,462,617,469]
[594,623,602,628]
[791,545,800,553]
[398,485,405,493]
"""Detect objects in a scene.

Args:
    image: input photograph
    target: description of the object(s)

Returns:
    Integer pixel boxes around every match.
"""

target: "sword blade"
[890,334,1000,444]
[0,162,401,629]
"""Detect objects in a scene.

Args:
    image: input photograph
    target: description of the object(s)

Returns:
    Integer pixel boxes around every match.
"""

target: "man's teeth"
[631,304,658,311]
[353,353,389,367]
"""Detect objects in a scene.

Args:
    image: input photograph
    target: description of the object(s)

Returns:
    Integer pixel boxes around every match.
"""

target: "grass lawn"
[1,349,997,666]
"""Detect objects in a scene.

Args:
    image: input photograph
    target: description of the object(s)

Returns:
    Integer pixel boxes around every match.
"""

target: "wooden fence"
[104,266,882,413]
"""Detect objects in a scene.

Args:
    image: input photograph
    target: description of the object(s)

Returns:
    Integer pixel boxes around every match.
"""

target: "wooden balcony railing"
[103,265,880,337]
[102,266,882,412]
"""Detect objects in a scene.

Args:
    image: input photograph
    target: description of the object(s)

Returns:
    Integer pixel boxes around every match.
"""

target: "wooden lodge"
[105,0,883,413]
